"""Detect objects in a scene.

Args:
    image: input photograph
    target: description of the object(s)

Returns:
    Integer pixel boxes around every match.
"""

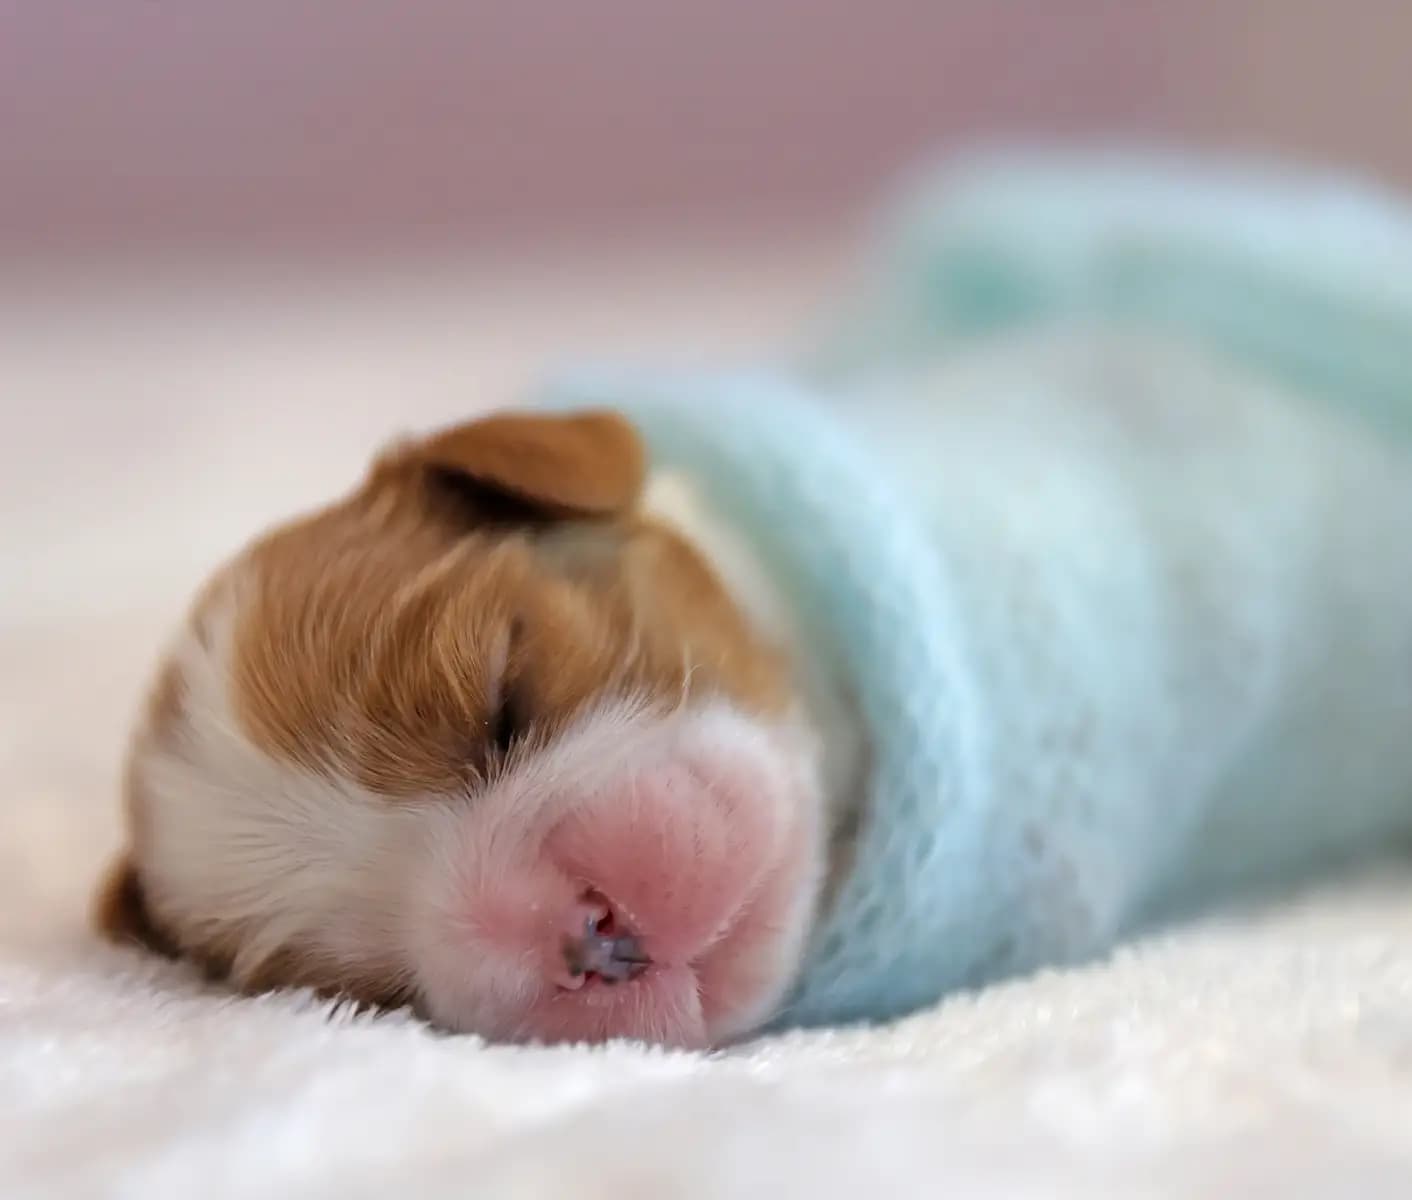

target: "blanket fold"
[814,148,1412,442]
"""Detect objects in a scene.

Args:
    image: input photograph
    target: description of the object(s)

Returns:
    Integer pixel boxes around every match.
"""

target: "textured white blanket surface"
[3,242,1411,1199]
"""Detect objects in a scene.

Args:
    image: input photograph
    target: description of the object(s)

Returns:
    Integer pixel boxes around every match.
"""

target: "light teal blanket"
[543,151,1412,1030]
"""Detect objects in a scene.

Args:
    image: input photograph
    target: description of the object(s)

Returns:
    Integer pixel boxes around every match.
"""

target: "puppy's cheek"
[405,812,578,1038]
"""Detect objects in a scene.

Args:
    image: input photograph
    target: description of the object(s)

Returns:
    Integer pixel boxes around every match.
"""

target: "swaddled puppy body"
[98,327,1412,1046]
[97,411,847,1049]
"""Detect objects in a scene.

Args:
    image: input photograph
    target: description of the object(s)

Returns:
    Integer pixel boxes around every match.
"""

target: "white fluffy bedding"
[4,243,1411,1198]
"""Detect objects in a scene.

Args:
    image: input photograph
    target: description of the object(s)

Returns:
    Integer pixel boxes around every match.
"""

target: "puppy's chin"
[409,700,826,1047]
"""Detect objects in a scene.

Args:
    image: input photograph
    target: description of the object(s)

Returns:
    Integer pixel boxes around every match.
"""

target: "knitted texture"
[540,154,1412,1030]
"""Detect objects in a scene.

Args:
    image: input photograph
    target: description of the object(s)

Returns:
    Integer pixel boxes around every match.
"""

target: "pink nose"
[551,893,652,990]
[497,754,807,1046]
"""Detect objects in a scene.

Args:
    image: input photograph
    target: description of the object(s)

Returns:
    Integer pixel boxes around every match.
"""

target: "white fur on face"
[131,599,827,1046]
[642,472,867,834]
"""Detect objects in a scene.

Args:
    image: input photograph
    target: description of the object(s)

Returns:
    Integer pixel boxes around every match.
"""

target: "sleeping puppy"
[95,411,861,1049]
[93,340,1412,1048]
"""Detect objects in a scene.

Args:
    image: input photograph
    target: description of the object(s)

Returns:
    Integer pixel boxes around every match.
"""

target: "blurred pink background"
[6,0,1412,625]
[5,1,1411,263]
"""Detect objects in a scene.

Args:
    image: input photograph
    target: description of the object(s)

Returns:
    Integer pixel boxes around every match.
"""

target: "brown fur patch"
[226,412,791,798]
[230,494,790,797]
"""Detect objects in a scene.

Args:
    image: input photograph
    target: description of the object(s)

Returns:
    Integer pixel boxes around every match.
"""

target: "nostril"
[563,928,650,984]
[606,933,651,978]
[558,891,652,988]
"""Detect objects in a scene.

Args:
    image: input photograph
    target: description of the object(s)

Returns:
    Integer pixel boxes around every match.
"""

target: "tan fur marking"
[229,415,791,798]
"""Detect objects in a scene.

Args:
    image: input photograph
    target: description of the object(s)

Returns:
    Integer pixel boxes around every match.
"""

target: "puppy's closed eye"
[488,681,524,757]
[483,619,525,758]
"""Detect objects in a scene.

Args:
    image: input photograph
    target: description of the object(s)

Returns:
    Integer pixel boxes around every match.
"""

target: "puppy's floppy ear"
[92,854,177,957]
[403,409,646,521]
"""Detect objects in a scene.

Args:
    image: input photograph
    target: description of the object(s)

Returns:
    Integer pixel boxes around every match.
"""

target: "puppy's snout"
[434,745,813,1045]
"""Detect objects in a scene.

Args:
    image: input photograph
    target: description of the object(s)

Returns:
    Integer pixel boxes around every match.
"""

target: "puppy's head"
[96,410,825,1048]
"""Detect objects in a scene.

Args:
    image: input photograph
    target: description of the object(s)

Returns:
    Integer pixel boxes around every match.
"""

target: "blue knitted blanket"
[542,153,1412,1030]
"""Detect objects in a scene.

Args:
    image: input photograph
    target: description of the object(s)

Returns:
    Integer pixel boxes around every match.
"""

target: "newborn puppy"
[95,411,856,1049]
